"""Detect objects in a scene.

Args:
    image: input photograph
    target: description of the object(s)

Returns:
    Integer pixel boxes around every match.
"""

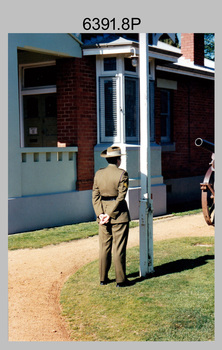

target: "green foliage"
[204,33,215,61]
[159,33,180,48]
[61,237,214,341]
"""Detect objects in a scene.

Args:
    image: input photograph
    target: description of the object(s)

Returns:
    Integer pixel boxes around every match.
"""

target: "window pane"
[24,65,56,88]
[23,94,57,119]
[161,90,169,113]
[99,77,118,140]
[104,57,116,71]
[23,96,39,118]
[104,80,117,136]
[161,115,167,137]
[125,77,139,140]
[23,93,57,147]
[160,89,171,142]
[124,58,136,72]
[45,95,57,117]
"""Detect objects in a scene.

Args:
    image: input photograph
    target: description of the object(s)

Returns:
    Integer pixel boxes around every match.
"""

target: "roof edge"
[68,33,83,46]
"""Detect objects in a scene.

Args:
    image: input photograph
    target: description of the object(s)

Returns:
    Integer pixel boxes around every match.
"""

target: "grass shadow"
[127,254,214,285]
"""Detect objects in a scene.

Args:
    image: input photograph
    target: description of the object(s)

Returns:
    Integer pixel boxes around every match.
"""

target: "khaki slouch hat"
[100,146,126,158]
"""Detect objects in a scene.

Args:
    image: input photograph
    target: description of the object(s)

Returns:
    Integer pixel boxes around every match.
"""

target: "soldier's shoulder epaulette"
[118,169,128,183]
[118,168,128,175]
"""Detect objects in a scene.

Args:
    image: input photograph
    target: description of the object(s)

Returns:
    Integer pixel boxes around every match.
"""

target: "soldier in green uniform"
[92,146,131,287]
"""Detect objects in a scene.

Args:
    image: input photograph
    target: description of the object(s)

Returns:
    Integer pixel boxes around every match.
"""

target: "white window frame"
[97,55,141,144]
[149,59,155,81]
[96,55,155,145]
[19,61,56,147]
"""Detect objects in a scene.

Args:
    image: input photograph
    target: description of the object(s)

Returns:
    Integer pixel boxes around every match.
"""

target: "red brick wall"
[56,56,97,191]
[57,59,78,146]
[181,33,204,66]
[155,71,214,180]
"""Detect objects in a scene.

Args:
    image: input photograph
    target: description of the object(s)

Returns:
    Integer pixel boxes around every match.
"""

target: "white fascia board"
[156,65,214,80]
[149,50,178,63]
[83,45,139,56]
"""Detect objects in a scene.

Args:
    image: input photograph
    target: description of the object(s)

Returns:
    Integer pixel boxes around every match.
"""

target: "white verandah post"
[139,33,154,277]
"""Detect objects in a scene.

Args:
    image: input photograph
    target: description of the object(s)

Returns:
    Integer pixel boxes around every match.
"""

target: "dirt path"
[8,213,214,341]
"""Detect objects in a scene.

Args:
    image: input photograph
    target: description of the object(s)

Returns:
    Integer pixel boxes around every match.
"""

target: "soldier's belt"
[101,196,117,201]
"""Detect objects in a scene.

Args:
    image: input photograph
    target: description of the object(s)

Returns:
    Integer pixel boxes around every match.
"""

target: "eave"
[156,62,214,80]
[83,42,181,63]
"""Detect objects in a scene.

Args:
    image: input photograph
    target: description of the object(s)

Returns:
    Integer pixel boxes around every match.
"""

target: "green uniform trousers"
[99,222,129,284]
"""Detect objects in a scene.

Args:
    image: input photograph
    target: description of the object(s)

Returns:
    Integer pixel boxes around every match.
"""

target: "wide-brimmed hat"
[100,146,125,158]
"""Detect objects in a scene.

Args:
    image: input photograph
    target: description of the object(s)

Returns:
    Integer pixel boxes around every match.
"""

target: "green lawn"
[60,237,214,341]
[8,221,139,250]
[8,209,201,250]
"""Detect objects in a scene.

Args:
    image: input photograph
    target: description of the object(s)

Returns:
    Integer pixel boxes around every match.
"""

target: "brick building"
[8,33,214,233]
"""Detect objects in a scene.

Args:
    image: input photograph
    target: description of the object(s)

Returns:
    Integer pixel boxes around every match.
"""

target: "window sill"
[21,146,78,153]
[94,142,161,151]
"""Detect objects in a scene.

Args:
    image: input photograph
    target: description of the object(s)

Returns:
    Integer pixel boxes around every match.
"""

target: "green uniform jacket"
[92,164,131,224]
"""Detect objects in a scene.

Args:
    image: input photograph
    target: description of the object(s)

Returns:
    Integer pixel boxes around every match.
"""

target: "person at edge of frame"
[92,146,132,287]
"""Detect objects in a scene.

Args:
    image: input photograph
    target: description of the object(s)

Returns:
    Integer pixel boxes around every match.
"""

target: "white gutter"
[83,45,138,56]
[156,65,214,80]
